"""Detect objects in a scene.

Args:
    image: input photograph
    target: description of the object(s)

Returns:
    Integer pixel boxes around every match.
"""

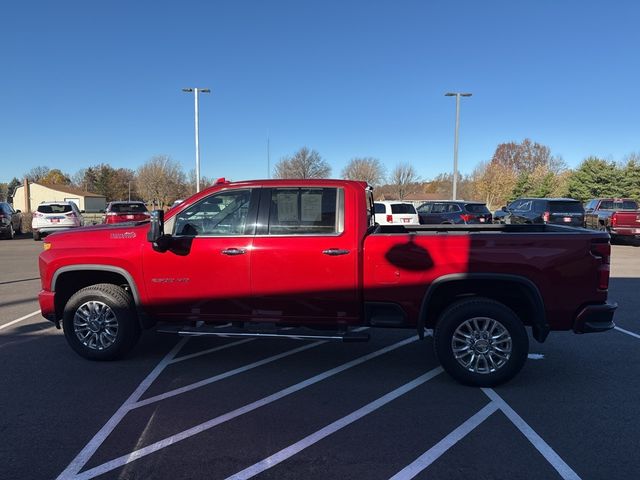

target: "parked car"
[32,201,84,241]
[493,200,519,224]
[584,198,640,241]
[417,201,492,224]
[0,202,22,239]
[499,198,584,226]
[373,201,420,225]
[103,201,150,224]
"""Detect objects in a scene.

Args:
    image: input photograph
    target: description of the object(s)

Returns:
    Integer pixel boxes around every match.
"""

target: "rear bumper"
[38,290,57,323]
[610,227,640,237]
[573,302,617,333]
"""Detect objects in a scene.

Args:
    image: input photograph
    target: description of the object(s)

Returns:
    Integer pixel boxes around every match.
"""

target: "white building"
[12,180,107,213]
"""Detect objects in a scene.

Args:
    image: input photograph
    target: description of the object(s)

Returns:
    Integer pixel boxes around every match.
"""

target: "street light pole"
[183,87,211,193]
[445,92,472,200]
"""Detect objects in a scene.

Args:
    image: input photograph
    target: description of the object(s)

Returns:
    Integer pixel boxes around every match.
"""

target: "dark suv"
[416,201,492,224]
[498,198,584,226]
[0,202,22,239]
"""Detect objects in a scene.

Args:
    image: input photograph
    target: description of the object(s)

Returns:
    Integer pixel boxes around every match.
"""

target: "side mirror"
[15,209,21,213]
[147,210,165,243]
[80,210,85,214]
[501,206,508,212]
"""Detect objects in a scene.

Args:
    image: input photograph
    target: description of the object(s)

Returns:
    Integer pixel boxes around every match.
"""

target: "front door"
[250,186,359,326]
[143,188,257,321]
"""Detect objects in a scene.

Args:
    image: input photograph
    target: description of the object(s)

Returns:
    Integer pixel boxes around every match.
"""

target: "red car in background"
[103,201,150,224]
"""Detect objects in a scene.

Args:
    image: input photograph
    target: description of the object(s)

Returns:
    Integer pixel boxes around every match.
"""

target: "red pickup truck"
[584,198,640,241]
[38,179,616,386]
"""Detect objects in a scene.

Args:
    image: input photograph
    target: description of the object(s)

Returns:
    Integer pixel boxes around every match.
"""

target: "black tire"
[434,297,529,387]
[8,224,15,239]
[62,283,140,360]
[33,231,40,241]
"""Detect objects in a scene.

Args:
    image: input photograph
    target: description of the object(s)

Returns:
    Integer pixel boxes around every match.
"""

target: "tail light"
[33,211,43,218]
[106,212,119,216]
[542,211,550,222]
[591,241,611,290]
[65,212,77,217]
[460,214,476,223]
[386,214,393,223]
[610,212,617,227]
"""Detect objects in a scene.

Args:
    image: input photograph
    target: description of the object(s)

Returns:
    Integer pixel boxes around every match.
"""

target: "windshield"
[390,203,416,214]
[464,203,490,214]
[599,200,638,210]
[110,203,148,213]
[37,204,72,214]
[548,201,583,213]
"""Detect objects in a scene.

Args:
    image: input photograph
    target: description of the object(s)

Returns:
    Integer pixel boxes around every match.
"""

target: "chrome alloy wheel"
[451,317,512,374]
[73,301,119,350]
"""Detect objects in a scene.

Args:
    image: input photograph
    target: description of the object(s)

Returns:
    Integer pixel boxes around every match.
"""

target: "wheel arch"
[418,273,549,343]
[51,265,152,329]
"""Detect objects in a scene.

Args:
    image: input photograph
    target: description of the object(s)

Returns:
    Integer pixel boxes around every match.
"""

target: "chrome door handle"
[221,248,246,256]
[322,249,350,256]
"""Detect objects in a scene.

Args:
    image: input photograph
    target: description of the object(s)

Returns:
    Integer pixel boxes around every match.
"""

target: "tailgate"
[613,211,640,227]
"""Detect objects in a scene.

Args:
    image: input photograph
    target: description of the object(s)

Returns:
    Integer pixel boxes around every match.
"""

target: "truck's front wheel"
[434,297,528,387]
[63,284,140,360]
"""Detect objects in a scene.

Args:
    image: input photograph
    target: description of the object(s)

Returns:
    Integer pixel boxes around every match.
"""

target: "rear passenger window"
[268,188,341,235]
[431,203,446,213]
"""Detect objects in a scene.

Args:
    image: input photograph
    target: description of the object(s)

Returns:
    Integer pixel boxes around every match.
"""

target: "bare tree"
[341,157,385,187]
[136,155,186,207]
[273,147,331,179]
[491,138,563,174]
[388,163,420,200]
[187,169,213,196]
[24,166,50,182]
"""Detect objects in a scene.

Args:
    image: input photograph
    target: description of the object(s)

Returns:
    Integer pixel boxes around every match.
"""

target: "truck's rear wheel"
[63,283,140,360]
[434,297,528,387]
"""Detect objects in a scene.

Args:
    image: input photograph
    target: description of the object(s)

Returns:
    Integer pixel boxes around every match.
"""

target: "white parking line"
[71,335,419,480]
[56,337,190,480]
[388,402,499,480]
[0,310,41,331]
[482,388,581,480]
[133,341,326,409]
[615,326,640,340]
[227,367,443,480]
[170,338,255,363]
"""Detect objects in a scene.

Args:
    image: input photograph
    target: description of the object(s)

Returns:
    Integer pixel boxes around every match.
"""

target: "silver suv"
[32,201,84,241]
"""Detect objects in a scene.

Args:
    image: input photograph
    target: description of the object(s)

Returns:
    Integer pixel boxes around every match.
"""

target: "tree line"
[0,155,212,207]
[1,140,638,208]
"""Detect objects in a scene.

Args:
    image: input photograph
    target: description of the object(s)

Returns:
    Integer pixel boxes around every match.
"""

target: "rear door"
[250,186,359,324]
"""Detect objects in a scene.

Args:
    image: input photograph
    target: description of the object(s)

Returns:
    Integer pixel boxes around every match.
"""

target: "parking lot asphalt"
[1,236,639,480]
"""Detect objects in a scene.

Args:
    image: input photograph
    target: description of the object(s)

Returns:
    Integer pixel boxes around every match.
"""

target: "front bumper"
[573,301,617,333]
[38,290,57,324]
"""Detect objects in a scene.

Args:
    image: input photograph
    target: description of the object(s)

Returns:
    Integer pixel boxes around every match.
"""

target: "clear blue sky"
[1,0,638,184]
